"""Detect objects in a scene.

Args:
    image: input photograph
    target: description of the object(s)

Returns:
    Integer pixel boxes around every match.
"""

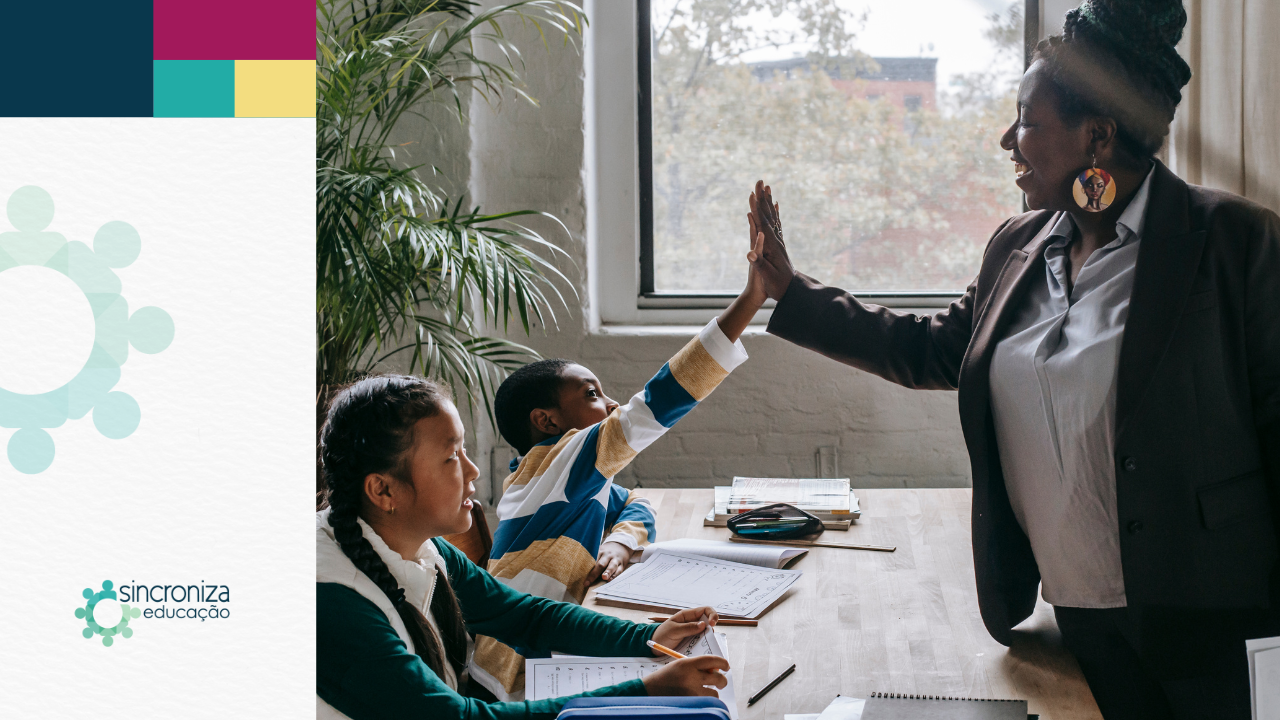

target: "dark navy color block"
[0,2,153,117]
[643,363,698,427]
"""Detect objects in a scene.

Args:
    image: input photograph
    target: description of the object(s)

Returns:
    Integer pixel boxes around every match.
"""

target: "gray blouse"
[989,168,1154,609]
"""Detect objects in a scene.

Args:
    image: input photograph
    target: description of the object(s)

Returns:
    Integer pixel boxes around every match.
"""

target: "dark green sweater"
[317,537,655,720]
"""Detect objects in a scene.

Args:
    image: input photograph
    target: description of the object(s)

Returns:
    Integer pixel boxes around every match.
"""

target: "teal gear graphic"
[0,185,174,474]
[74,580,141,647]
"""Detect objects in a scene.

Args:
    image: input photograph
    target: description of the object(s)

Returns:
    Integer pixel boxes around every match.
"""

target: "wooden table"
[584,488,1102,719]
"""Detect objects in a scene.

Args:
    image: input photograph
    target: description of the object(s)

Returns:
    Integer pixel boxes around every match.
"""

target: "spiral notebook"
[861,692,1032,719]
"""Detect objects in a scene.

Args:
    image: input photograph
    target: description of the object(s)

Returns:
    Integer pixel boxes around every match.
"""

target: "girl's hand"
[747,180,797,301]
[650,606,718,650]
[641,655,730,697]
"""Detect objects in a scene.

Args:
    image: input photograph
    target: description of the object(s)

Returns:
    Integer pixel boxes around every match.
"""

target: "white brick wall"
[541,330,971,492]
[388,2,974,505]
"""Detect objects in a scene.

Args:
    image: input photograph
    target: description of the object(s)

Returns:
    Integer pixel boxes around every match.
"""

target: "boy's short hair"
[495,358,575,454]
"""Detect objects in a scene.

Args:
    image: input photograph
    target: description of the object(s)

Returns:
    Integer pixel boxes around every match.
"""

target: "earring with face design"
[1073,156,1115,213]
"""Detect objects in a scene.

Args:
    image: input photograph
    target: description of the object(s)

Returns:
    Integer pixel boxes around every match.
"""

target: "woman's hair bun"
[1063,0,1191,101]
[1066,0,1188,47]
[1034,0,1191,160]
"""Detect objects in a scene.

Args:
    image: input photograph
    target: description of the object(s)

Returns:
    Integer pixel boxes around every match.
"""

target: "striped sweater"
[469,318,749,700]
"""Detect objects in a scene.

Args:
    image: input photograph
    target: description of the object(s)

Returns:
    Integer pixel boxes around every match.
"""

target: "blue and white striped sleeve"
[602,486,657,551]
[593,317,749,480]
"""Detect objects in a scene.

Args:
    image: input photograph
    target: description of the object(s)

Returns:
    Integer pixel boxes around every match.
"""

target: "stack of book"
[703,477,859,530]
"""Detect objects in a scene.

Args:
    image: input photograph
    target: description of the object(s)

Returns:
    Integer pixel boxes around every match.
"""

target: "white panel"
[0,117,314,719]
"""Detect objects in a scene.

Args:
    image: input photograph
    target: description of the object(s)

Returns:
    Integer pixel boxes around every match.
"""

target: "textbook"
[726,477,855,515]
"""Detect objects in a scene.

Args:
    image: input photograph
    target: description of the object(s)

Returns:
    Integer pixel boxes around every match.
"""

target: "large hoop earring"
[1073,155,1115,213]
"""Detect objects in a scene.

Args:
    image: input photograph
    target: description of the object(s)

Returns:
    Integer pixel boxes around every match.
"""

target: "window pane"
[650,0,1025,293]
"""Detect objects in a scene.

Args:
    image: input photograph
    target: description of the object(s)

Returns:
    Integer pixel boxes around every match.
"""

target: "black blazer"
[766,161,1280,645]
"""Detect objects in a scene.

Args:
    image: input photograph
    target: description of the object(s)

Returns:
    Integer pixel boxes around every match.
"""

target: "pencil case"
[557,697,732,720]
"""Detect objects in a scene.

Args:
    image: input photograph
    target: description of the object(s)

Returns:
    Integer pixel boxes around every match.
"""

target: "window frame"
[625,0,1040,314]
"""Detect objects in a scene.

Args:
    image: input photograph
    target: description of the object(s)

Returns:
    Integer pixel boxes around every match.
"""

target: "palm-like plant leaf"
[316,0,585,421]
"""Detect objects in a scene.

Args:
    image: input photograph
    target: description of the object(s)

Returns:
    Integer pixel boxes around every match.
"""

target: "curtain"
[1168,0,1280,213]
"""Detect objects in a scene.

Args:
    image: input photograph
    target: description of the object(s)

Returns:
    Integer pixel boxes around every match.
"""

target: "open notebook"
[633,539,807,569]
[528,630,739,719]
[596,549,803,619]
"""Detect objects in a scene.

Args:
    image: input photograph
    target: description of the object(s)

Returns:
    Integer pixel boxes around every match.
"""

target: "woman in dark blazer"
[746,1,1280,717]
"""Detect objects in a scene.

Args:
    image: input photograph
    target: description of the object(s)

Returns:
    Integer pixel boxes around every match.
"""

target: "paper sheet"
[595,550,802,618]
[526,631,738,718]
[1248,636,1280,720]
[527,656,663,697]
[638,539,807,569]
[782,696,865,720]
[816,696,866,720]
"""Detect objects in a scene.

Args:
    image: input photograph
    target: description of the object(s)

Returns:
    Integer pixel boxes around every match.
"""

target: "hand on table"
[747,180,797,301]
[586,541,633,584]
[650,606,719,650]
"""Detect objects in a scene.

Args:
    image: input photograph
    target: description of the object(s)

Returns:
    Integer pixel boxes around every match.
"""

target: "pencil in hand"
[648,616,758,627]
[646,639,687,660]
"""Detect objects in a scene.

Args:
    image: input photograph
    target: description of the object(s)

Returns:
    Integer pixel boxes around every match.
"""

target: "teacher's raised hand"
[747,180,795,301]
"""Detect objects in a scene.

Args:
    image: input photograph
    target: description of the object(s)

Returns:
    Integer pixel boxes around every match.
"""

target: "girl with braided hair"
[748,0,1280,716]
[315,375,729,719]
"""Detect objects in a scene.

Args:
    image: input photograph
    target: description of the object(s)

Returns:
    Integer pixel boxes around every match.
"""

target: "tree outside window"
[649,0,1025,294]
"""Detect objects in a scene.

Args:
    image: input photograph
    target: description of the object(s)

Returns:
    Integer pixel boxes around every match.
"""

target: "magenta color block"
[153,0,314,60]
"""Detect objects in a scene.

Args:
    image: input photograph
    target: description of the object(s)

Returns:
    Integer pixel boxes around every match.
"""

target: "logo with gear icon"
[0,185,174,474]
[75,580,141,647]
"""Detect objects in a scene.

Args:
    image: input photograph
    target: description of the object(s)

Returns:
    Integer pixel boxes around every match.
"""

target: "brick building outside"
[750,56,938,112]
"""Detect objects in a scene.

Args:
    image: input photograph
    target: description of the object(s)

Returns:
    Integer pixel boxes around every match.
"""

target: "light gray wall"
[454,3,972,505]
[1041,0,1075,38]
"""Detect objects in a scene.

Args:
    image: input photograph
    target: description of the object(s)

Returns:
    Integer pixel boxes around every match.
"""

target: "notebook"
[594,550,802,618]
[860,692,1030,720]
[634,539,808,569]
[1247,636,1280,720]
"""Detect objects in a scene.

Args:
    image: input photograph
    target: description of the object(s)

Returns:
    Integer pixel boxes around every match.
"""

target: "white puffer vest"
[315,509,456,719]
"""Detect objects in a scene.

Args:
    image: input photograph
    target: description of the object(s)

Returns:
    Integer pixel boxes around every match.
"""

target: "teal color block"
[153,60,234,117]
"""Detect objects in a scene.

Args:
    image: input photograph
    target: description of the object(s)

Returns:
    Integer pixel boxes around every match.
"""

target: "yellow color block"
[235,60,315,118]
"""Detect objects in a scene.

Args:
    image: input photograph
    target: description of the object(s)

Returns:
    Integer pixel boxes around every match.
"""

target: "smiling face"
[552,363,620,430]
[530,363,620,440]
[1000,60,1097,211]
[390,402,479,539]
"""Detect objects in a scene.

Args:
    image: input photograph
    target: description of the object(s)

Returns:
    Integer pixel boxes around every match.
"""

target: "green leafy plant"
[316,0,586,421]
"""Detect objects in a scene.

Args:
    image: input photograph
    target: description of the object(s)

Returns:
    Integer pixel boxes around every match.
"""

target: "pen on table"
[646,640,688,660]
[746,663,797,706]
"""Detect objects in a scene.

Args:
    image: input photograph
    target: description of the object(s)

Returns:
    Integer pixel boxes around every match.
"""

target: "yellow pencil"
[647,616,759,627]
[646,640,687,660]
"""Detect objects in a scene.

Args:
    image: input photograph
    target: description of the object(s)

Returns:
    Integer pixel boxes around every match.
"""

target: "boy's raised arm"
[590,212,767,481]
